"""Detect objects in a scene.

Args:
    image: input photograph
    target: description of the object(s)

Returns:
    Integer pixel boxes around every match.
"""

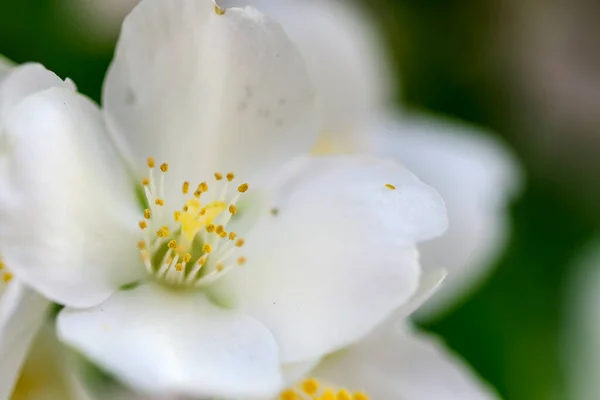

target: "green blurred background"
[2,1,599,399]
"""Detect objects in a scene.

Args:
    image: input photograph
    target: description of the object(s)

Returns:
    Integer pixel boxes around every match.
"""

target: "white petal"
[103,0,317,194]
[222,0,393,146]
[57,283,282,399]
[395,269,447,318]
[0,63,75,126]
[0,87,144,308]
[0,280,51,399]
[211,155,447,363]
[374,111,522,317]
[313,323,499,400]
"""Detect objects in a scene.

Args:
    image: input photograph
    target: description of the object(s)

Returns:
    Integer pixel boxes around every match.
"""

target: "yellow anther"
[237,257,246,265]
[228,205,237,215]
[337,390,352,400]
[215,225,224,235]
[206,224,215,233]
[302,379,319,395]
[142,178,151,186]
[182,181,190,194]
[156,226,170,238]
[219,231,227,238]
[183,254,192,263]
[202,244,213,254]
[235,238,245,247]
[199,182,209,192]
[385,183,396,190]
[353,392,369,400]
[2,272,13,283]
[280,390,298,400]
[140,252,150,262]
[174,211,181,221]
[147,157,155,168]
[160,163,169,172]
[216,263,224,272]
[229,232,237,240]
[194,190,202,198]
[226,172,235,181]
[0,261,4,270]
[175,263,183,272]
[321,390,335,400]
[144,209,151,219]
[155,198,165,206]
[213,1,226,15]
[238,183,249,193]
[214,172,223,181]
[197,257,207,266]
[198,208,207,216]
[139,221,148,230]
[137,240,146,250]
[168,240,177,249]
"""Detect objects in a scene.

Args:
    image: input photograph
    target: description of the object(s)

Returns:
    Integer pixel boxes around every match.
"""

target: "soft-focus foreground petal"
[0,55,14,81]
[0,87,143,308]
[58,283,282,399]
[103,0,317,193]
[0,63,75,126]
[211,155,447,363]
[313,323,499,400]
[374,111,522,318]
[565,240,600,400]
[223,0,392,148]
[0,281,51,399]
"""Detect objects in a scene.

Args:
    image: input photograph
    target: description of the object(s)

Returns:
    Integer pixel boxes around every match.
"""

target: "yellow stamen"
[235,238,245,247]
[147,157,155,168]
[142,178,150,186]
[214,172,223,181]
[183,254,192,263]
[202,244,213,254]
[156,226,169,238]
[237,257,246,265]
[197,257,207,266]
[337,390,352,400]
[206,224,216,233]
[139,221,148,230]
[217,263,224,272]
[2,272,13,283]
[160,163,169,172]
[353,393,369,400]
[182,181,190,194]
[144,209,151,219]
[302,379,319,395]
[385,183,396,190]
[238,183,249,193]
[175,263,183,272]
[168,240,177,249]
[137,241,146,250]
[174,211,181,221]
[229,232,237,240]
[226,172,235,181]
[155,198,165,206]
[280,390,297,400]
[228,205,237,215]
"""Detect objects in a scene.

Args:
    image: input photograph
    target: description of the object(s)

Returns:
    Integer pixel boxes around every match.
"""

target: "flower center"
[0,256,13,286]
[136,158,248,288]
[279,378,370,400]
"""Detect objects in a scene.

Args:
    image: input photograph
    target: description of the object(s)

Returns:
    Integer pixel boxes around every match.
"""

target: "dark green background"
[1,1,595,399]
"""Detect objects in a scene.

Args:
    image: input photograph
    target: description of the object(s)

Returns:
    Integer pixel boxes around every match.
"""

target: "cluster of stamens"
[279,378,369,400]
[0,256,13,285]
[137,157,248,288]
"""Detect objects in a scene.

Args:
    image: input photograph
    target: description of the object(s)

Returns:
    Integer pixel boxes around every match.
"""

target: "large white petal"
[211,155,447,363]
[0,87,144,308]
[57,283,282,399]
[0,63,75,126]
[374,111,522,317]
[103,0,317,194]
[0,281,51,399]
[313,323,499,400]
[222,0,392,148]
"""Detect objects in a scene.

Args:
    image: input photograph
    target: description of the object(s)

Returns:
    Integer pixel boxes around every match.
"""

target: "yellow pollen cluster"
[279,379,369,400]
[385,183,396,190]
[137,159,248,287]
[0,257,12,285]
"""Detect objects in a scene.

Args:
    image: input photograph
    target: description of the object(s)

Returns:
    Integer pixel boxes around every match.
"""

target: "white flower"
[0,60,77,399]
[245,0,522,319]
[0,1,446,399]
[565,239,600,400]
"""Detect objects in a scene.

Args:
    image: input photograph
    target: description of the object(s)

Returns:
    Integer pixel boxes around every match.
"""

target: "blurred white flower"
[0,1,447,399]
[0,59,77,399]
[565,240,600,400]
[235,0,523,318]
